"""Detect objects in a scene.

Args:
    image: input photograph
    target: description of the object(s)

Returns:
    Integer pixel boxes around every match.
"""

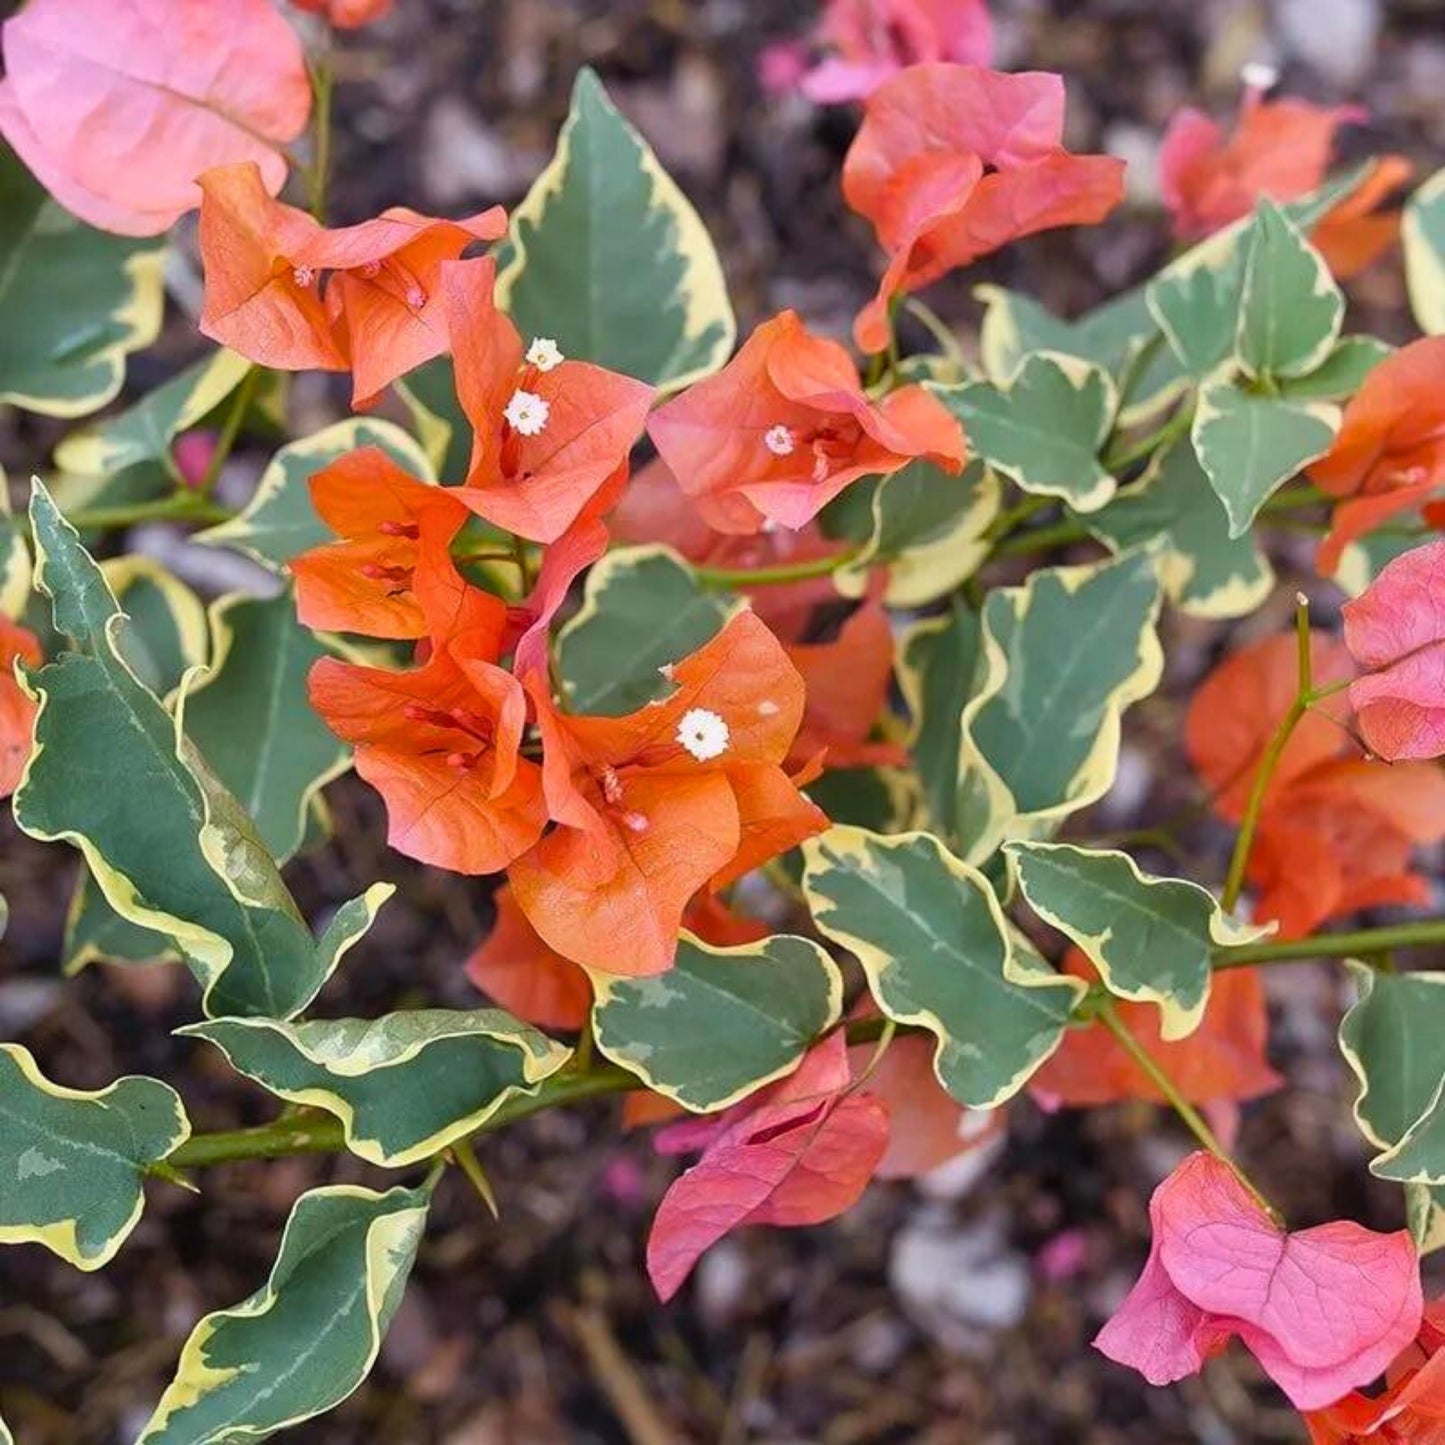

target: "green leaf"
[64,867,179,974]
[974,283,1154,388]
[1086,436,1273,618]
[197,419,436,572]
[896,600,983,838]
[0,468,31,621]
[834,458,1001,606]
[184,592,348,862]
[1147,238,1247,381]
[102,557,208,700]
[803,827,1084,1108]
[53,350,251,479]
[589,933,843,1112]
[1333,529,1423,598]
[555,545,734,715]
[496,68,735,394]
[1192,385,1339,536]
[17,482,392,1020]
[1237,199,1344,381]
[395,361,469,477]
[0,1043,188,1271]
[1404,166,1445,336]
[137,1183,430,1445]
[937,353,1117,512]
[180,1010,570,1168]
[956,551,1163,863]
[0,150,165,418]
[1341,965,1445,1187]
[1406,1183,1445,1257]
[1277,335,1392,402]
[1004,842,1268,1040]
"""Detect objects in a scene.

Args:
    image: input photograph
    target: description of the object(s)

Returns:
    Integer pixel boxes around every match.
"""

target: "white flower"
[676,707,730,761]
[764,424,796,457]
[526,337,565,372]
[292,265,316,288]
[504,389,550,437]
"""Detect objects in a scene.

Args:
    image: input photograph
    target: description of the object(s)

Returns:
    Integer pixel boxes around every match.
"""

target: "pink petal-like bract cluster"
[1343,538,1445,761]
[646,1034,889,1301]
[1096,1153,1421,1410]
[0,0,311,236]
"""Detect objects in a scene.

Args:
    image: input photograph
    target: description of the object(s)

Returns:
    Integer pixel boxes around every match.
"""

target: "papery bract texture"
[1304,1303,1445,1443]
[648,310,964,534]
[507,611,826,975]
[799,0,994,104]
[0,617,42,799]
[0,0,311,236]
[1185,632,1445,937]
[464,884,593,1032]
[646,1034,889,1301]
[1030,950,1280,1111]
[1160,93,1357,240]
[842,64,1125,351]
[1343,538,1445,760]
[1312,339,1445,574]
[446,259,654,542]
[1096,1153,1422,1410]
[290,449,471,641]
[309,636,545,876]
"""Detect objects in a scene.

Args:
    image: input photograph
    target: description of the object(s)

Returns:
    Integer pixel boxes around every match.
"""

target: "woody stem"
[1095,1000,1282,1224]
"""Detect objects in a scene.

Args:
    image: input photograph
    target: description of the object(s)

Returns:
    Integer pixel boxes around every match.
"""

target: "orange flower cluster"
[291,260,829,978]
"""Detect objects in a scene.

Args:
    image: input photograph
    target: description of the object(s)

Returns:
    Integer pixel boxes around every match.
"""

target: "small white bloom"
[526,337,565,372]
[764,424,796,457]
[1241,60,1279,93]
[676,707,730,761]
[292,265,316,288]
[504,389,550,437]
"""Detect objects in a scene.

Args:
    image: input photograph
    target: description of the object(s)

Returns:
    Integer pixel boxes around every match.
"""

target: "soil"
[3,1,1445,1441]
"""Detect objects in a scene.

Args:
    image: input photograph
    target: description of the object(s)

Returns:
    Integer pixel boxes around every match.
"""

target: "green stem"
[990,517,1092,558]
[197,366,261,497]
[166,1064,636,1171]
[1096,1000,1281,1223]
[1213,919,1445,970]
[692,547,864,590]
[65,493,234,531]
[1220,595,1313,912]
[902,298,967,370]
[1102,400,1194,474]
[308,46,335,222]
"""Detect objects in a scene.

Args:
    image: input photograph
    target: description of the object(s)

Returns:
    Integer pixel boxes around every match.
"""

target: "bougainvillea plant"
[5,0,1445,1437]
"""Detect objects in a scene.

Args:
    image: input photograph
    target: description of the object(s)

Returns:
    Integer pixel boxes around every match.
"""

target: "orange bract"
[0,617,41,799]
[444,258,654,543]
[1186,631,1445,938]
[309,634,544,876]
[507,611,826,975]
[1305,1303,1445,1443]
[1311,339,1445,574]
[842,63,1124,352]
[1030,949,1280,1111]
[197,163,505,404]
[648,310,964,534]
[291,0,394,27]
[464,884,593,1033]
[290,448,477,642]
